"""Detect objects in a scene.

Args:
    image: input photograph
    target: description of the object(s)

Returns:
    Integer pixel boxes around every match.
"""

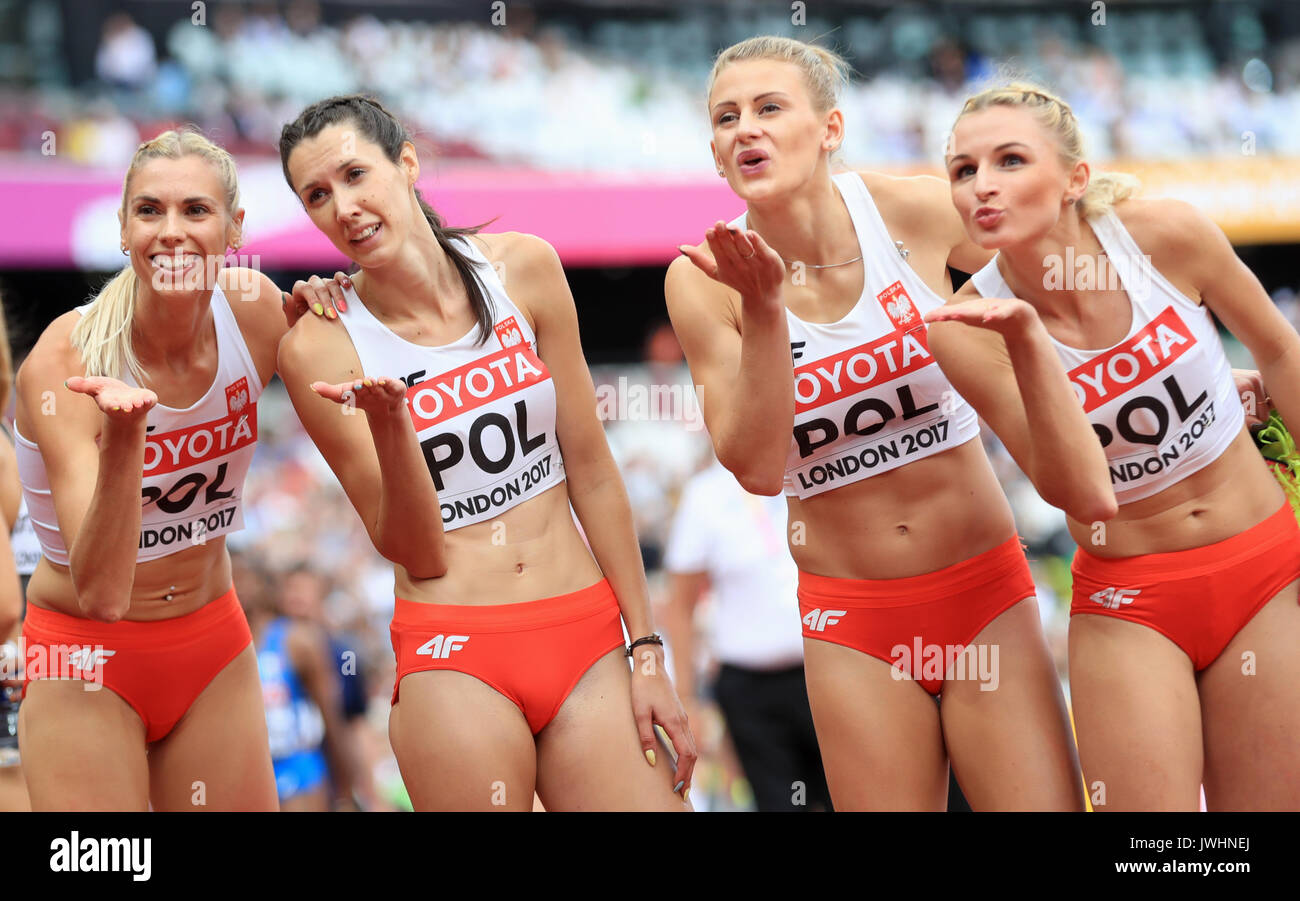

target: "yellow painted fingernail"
[684,787,691,803]
[326,307,337,320]
[313,303,324,316]
[644,749,656,767]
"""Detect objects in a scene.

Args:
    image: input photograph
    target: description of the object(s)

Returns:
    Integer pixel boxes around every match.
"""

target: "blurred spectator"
[600,322,710,571]
[239,555,365,811]
[11,5,1299,168]
[95,13,156,92]
[661,455,832,812]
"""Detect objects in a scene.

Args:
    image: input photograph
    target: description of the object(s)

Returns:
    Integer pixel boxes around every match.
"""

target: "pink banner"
[0,156,744,270]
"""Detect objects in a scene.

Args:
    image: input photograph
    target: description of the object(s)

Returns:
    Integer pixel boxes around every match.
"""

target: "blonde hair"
[71,128,240,384]
[953,81,1139,218]
[708,35,850,115]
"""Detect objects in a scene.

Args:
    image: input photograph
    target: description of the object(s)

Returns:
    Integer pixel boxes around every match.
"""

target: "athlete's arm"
[0,440,20,639]
[223,267,354,387]
[505,231,697,793]
[1135,198,1300,438]
[286,621,361,809]
[925,291,1118,523]
[277,316,446,579]
[15,314,153,621]
[667,227,792,494]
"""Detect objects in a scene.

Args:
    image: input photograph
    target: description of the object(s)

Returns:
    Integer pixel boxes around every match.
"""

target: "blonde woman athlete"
[944,83,1300,810]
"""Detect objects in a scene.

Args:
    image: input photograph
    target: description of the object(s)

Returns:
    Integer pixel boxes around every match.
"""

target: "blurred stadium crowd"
[1,0,1299,170]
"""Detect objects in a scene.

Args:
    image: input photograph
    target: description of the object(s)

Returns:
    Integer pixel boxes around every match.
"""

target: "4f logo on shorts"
[67,647,116,669]
[802,608,847,632]
[1090,587,1141,610]
[494,317,525,349]
[415,634,469,658]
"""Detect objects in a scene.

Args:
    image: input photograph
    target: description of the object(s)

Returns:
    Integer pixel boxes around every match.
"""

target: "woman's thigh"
[388,668,537,812]
[534,648,688,812]
[19,679,149,811]
[1068,614,1203,811]
[802,638,948,811]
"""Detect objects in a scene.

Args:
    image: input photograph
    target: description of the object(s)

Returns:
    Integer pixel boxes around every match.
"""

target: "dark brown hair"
[279,94,495,344]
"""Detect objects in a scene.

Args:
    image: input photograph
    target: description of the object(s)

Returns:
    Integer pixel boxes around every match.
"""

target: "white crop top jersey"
[733,172,980,499]
[336,236,565,530]
[969,209,1244,505]
[15,284,263,566]
[10,496,41,576]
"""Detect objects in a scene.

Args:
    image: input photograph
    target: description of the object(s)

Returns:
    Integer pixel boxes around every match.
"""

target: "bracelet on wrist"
[626,633,663,657]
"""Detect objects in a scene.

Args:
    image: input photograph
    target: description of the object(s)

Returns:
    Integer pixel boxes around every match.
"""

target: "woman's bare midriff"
[787,437,1019,580]
[395,482,604,605]
[1067,427,1286,557]
[26,537,234,622]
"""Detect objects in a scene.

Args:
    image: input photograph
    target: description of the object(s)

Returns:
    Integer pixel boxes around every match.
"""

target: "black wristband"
[626,633,664,657]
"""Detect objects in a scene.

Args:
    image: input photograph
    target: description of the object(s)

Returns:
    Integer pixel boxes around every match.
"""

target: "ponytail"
[69,266,144,383]
[1078,171,1141,219]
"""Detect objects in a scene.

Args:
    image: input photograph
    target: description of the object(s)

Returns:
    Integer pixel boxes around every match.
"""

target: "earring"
[1066,197,1077,205]
[121,246,129,256]
[717,169,725,177]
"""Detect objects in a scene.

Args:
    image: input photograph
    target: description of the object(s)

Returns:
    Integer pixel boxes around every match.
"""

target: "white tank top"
[733,172,980,499]
[15,284,262,565]
[969,209,1244,505]
[335,236,565,530]
[10,496,40,576]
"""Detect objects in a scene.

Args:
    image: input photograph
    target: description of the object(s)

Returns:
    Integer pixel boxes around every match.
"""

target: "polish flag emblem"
[494,316,525,348]
[877,281,918,331]
[226,377,250,414]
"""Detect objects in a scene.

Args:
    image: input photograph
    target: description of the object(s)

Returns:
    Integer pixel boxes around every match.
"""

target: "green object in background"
[1253,410,1300,524]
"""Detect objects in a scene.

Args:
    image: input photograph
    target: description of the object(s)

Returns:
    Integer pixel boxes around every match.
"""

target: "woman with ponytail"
[668,37,1111,810]
[277,95,694,811]
[13,129,332,810]
[939,82,1300,809]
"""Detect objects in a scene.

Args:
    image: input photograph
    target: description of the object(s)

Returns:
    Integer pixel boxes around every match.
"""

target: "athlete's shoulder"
[1110,196,1228,288]
[1111,196,1220,251]
[278,297,353,373]
[857,169,965,242]
[469,230,558,272]
[857,169,948,198]
[219,266,280,310]
[20,310,86,384]
[219,268,284,330]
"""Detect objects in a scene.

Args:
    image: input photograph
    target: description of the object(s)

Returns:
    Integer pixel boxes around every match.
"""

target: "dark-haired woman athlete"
[277,95,695,811]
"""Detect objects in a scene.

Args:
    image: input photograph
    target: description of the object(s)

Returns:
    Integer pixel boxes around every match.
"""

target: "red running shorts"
[390,578,625,734]
[1071,502,1300,670]
[797,534,1036,695]
[22,586,252,743]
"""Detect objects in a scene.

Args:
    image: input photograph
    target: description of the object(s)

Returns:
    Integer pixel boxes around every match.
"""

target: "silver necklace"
[778,240,909,269]
[781,254,863,269]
